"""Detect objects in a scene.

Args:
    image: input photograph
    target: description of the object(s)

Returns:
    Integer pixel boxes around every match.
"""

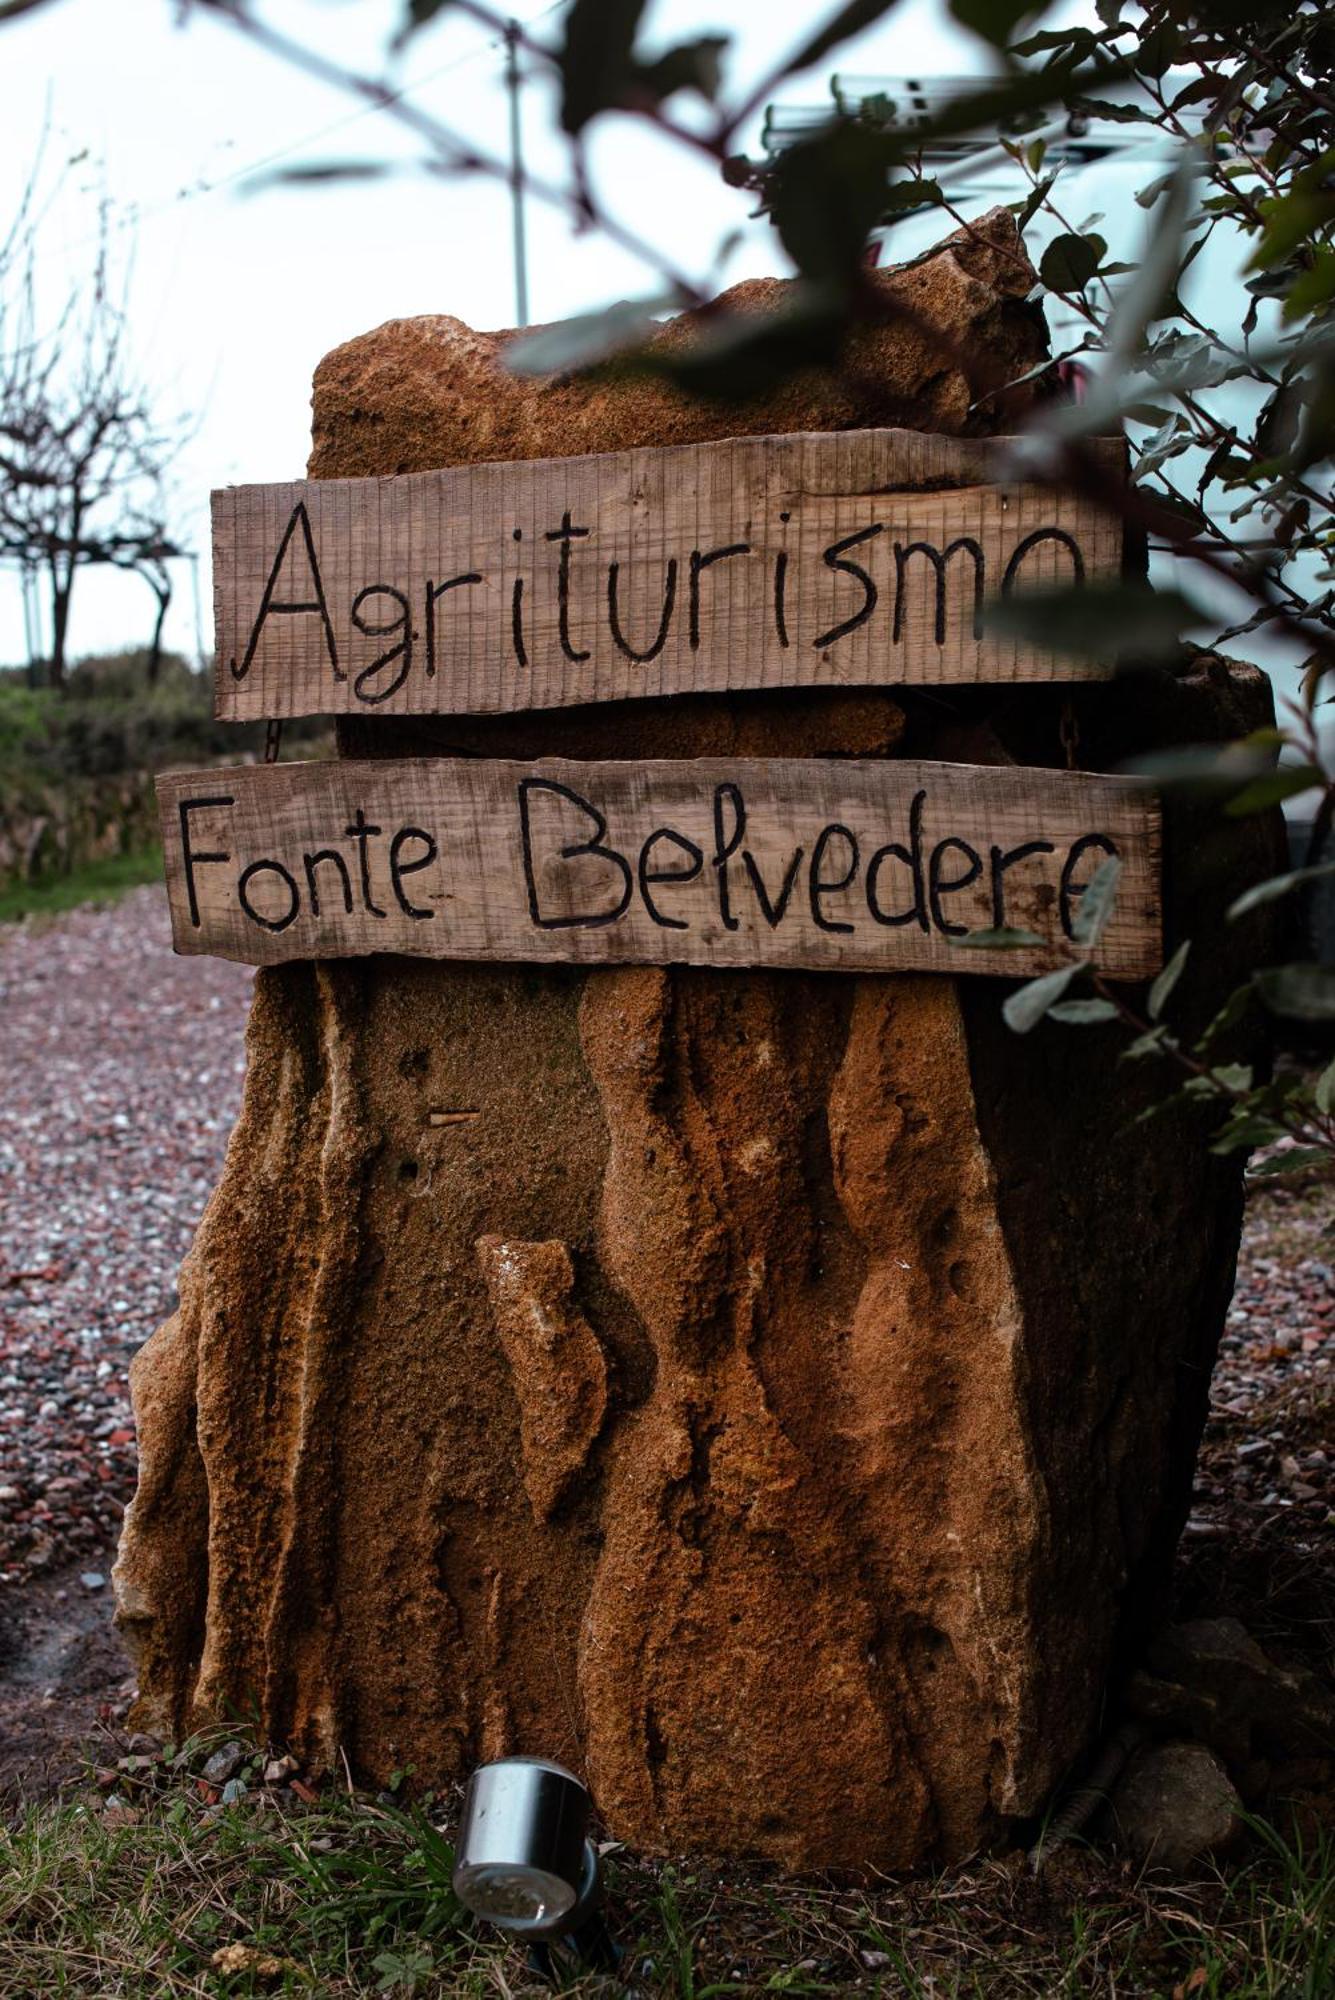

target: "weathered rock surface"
[476,1235,608,1522]
[117,214,1282,1872]
[309,207,1049,480]
[1111,1742,1244,1871]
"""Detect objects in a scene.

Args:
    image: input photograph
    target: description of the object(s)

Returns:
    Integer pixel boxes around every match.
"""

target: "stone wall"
[0,771,159,892]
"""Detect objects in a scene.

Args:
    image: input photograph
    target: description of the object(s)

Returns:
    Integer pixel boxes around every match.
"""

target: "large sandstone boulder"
[116,213,1280,1872]
[308,207,1049,479]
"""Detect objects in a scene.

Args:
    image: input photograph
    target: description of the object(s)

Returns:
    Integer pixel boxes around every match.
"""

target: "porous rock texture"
[117,212,1281,1872]
[307,205,1048,478]
[1111,1742,1244,1871]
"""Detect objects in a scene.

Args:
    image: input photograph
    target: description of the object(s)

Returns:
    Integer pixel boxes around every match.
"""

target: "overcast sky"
[0,0,1091,668]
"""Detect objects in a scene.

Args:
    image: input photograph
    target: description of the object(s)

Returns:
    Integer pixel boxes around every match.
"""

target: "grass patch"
[0,847,164,925]
[0,1779,1330,1997]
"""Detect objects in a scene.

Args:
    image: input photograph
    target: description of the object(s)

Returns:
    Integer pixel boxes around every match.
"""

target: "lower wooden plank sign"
[157,757,1162,978]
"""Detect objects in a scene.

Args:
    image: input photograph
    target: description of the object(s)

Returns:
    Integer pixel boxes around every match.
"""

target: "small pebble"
[202,1741,249,1786]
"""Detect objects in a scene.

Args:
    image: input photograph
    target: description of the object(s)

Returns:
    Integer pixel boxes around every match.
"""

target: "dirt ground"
[0,1553,135,1792]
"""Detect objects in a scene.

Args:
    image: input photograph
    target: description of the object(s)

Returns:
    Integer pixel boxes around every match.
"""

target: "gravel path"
[0,888,252,1589]
[1200,1212,1332,1531]
[1185,1172,1335,1664]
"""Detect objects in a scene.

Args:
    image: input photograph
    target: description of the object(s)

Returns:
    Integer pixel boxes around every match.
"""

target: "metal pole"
[21,563,40,684]
[505,18,530,326]
[188,550,207,672]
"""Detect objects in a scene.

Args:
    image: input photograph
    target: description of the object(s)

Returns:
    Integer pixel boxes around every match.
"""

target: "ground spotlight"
[452,1757,618,1978]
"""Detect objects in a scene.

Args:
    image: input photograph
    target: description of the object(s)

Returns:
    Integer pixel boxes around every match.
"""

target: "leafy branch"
[984,857,1335,1183]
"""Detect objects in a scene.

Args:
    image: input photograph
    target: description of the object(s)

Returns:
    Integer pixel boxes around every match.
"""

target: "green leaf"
[1072,854,1121,946]
[559,0,642,134]
[883,176,945,214]
[1012,25,1096,55]
[1047,998,1120,1024]
[1134,415,1189,481]
[504,290,685,377]
[1179,1065,1250,1102]
[1014,171,1059,234]
[1284,249,1335,324]
[1315,1057,1335,1116]
[1222,765,1323,816]
[1209,1063,1254,1093]
[1135,171,1177,211]
[1195,982,1255,1052]
[1228,859,1335,919]
[1209,1115,1286,1154]
[1136,18,1182,77]
[1003,962,1085,1034]
[1255,964,1335,1023]
[633,36,729,109]
[954,926,1046,949]
[768,120,899,291]
[1248,1147,1332,1179]
[1120,1026,1171,1061]
[950,0,1050,49]
[1128,1093,1187,1130]
[1167,75,1224,114]
[1148,940,1190,1020]
[1104,150,1198,367]
[982,581,1198,665]
[1069,96,1152,124]
[1125,743,1272,792]
[1039,232,1107,293]
[1247,188,1335,277]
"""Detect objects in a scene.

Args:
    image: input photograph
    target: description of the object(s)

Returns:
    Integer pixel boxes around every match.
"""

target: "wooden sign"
[157,757,1161,978]
[213,431,1126,721]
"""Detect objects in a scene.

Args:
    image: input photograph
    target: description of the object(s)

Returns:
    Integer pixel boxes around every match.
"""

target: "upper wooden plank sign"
[213,430,1126,720]
[157,756,1161,978]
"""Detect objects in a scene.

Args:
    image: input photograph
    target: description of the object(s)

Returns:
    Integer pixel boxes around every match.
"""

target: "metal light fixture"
[452,1757,617,1977]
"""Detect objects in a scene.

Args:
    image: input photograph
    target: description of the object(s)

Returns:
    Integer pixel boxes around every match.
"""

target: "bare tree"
[0,176,190,687]
[101,473,181,684]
